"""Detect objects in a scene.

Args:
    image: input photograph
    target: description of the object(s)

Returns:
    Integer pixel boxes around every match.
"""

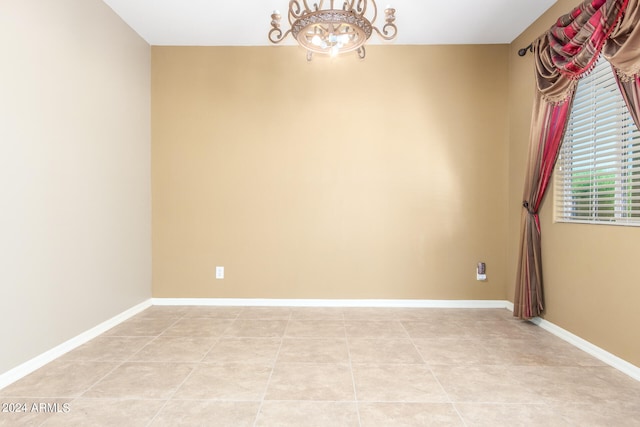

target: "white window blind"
[554,56,640,225]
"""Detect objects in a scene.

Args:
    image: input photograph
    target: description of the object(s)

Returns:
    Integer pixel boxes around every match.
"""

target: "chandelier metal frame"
[268,0,397,60]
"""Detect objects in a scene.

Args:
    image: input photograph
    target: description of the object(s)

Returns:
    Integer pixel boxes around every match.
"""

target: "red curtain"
[605,0,640,129]
[549,0,628,77]
[615,75,640,127]
[514,0,631,319]
[514,94,573,319]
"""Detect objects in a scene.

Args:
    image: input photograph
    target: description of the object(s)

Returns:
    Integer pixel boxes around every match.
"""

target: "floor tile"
[0,361,117,398]
[342,308,404,321]
[549,401,640,427]
[255,401,359,426]
[128,336,217,362]
[103,318,177,337]
[59,336,153,362]
[456,403,570,427]
[265,363,354,401]
[430,365,546,404]
[203,338,282,364]
[150,400,260,427]
[180,306,243,319]
[285,320,346,338]
[582,366,640,401]
[173,363,272,400]
[401,321,475,339]
[237,307,292,320]
[446,308,514,322]
[412,338,497,366]
[82,362,193,399]
[289,307,345,320]
[132,306,189,320]
[481,336,606,367]
[224,320,288,338]
[344,321,409,338]
[525,365,640,404]
[2,307,639,426]
[160,318,233,337]
[352,364,448,402]
[277,338,349,364]
[348,339,424,364]
[465,319,543,339]
[359,402,464,426]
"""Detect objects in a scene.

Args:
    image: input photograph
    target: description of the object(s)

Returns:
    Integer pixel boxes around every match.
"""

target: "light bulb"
[311,35,322,46]
[330,45,339,57]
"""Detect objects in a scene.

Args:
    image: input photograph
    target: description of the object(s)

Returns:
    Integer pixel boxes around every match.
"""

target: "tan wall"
[152,45,509,300]
[508,0,640,367]
[0,0,151,375]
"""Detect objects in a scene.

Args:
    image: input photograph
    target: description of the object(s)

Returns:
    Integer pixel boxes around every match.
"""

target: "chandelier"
[268,0,397,60]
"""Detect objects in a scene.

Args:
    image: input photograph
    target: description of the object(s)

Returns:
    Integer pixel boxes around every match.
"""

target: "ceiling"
[101,0,557,46]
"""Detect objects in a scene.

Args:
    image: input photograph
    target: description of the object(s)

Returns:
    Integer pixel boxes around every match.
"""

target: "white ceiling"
[101,0,557,46]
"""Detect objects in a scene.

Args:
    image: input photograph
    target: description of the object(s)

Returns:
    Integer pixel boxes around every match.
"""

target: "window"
[554,56,640,225]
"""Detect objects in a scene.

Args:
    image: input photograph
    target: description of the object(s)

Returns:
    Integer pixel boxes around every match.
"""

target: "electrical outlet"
[215,266,224,279]
[476,262,487,281]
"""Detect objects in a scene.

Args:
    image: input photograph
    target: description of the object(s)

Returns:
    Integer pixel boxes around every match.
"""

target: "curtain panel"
[514,0,640,319]
[606,0,640,126]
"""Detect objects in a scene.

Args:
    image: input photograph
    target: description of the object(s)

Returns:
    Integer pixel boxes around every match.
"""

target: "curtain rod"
[518,43,533,57]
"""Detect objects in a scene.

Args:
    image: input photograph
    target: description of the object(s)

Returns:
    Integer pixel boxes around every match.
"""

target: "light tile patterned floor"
[1,306,640,426]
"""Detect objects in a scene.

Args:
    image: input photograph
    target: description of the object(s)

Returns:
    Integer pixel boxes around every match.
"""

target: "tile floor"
[1,306,640,426]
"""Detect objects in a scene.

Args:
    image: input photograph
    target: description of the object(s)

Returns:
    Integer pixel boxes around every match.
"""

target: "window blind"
[554,56,640,225]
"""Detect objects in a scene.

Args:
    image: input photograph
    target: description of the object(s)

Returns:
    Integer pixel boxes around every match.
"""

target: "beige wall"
[508,0,640,367]
[0,0,151,375]
[152,45,509,300]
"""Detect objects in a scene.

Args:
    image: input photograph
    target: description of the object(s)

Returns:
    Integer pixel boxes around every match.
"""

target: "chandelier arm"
[357,45,366,59]
[373,22,397,40]
[268,27,292,43]
[290,0,303,22]
[356,0,368,18]
[344,0,355,12]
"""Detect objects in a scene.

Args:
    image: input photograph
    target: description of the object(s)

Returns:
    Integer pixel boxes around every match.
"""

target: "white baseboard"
[0,299,152,390]
[152,298,512,309]
[503,300,514,312]
[530,316,640,382]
